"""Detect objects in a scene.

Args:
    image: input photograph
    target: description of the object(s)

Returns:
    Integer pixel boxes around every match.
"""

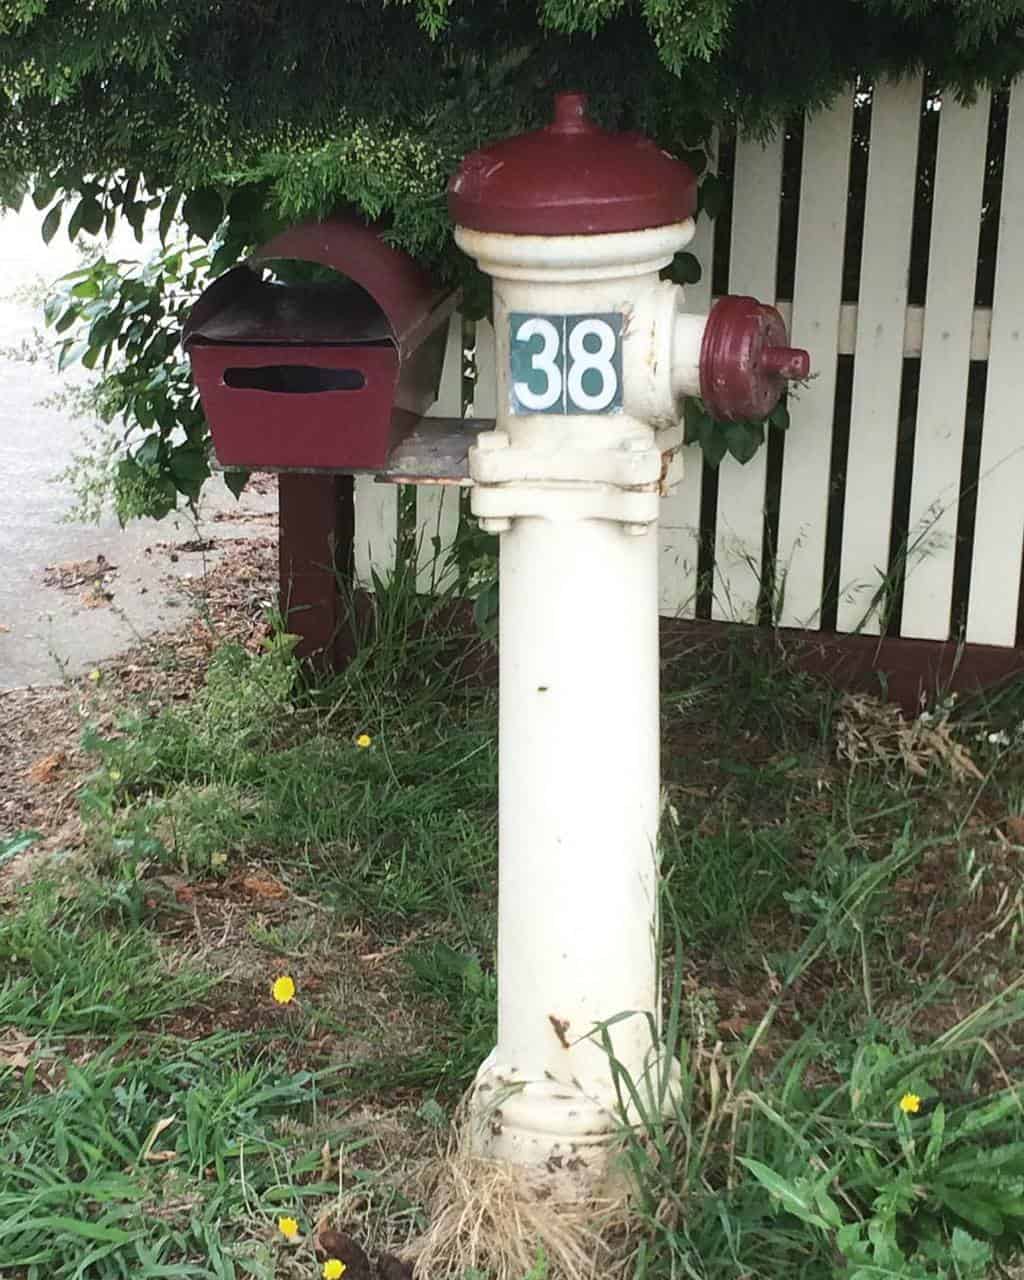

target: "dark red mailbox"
[184,216,457,471]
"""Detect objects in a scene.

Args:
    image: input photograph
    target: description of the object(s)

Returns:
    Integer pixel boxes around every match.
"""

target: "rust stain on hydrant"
[548,1015,571,1049]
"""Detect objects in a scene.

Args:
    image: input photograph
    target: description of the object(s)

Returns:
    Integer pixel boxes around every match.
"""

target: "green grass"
[80,613,499,933]
[4,566,1024,1278]
[661,821,796,948]
[0,1032,359,1279]
[0,881,217,1033]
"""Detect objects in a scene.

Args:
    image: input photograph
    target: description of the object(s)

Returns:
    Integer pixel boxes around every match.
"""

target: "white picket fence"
[356,76,1024,649]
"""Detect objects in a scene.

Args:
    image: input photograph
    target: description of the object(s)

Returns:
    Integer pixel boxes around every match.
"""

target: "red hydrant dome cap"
[448,92,699,236]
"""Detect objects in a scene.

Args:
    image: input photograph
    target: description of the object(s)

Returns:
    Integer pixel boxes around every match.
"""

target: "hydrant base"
[467,1050,681,1199]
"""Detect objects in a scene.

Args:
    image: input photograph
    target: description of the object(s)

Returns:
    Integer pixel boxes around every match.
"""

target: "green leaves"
[43,236,214,522]
[2,0,1023,293]
[67,194,104,238]
[666,251,702,286]
[182,187,225,242]
[682,394,790,467]
[737,1157,842,1231]
[168,445,210,502]
[723,419,764,464]
[40,202,62,243]
[697,170,727,220]
[0,830,40,867]
[733,1068,1024,1280]
[223,469,250,499]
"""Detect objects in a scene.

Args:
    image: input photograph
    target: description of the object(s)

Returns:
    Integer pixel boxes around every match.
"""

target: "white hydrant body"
[448,91,808,1196]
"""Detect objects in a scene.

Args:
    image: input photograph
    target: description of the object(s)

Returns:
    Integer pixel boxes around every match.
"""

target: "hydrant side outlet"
[699,294,811,422]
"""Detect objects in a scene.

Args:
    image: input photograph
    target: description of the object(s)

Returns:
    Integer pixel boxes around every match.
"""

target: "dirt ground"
[1,524,280,883]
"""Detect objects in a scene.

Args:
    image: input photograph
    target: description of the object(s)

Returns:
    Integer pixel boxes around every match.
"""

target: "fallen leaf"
[1005,815,1024,844]
[0,1030,36,1071]
[155,874,188,892]
[43,557,117,592]
[139,1115,177,1163]
[27,752,65,784]
[315,1230,372,1280]
[378,1255,415,1280]
[239,875,288,899]
[80,586,113,609]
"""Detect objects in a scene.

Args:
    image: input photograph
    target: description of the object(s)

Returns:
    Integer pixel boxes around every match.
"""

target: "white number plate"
[509,312,623,416]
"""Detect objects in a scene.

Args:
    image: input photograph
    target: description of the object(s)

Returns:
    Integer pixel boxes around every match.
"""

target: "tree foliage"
[1,1,1022,518]
[3,1,1023,263]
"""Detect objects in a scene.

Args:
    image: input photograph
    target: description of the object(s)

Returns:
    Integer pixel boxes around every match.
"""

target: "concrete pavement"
[0,200,277,689]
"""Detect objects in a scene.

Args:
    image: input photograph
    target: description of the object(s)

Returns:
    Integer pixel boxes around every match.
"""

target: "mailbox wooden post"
[278,473,356,669]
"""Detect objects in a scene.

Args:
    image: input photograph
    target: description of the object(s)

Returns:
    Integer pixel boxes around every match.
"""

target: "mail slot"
[184,216,458,471]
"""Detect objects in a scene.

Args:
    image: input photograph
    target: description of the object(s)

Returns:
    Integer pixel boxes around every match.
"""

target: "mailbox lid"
[249,216,455,355]
[186,277,394,348]
[184,214,457,355]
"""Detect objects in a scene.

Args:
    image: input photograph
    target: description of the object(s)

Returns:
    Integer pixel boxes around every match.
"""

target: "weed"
[600,919,1024,1280]
[0,829,40,868]
[402,941,497,1093]
[80,627,499,923]
[661,823,794,949]
[0,1033,356,1279]
[0,880,215,1033]
[663,632,838,749]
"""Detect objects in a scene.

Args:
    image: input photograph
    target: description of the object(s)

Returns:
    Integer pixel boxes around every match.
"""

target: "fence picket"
[967,82,1024,646]
[659,131,717,617]
[837,76,923,634]
[354,475,398,587]
[415,314,464,592]
[900,91,991,640]
[774,98,854,629]
[711,131,784,622]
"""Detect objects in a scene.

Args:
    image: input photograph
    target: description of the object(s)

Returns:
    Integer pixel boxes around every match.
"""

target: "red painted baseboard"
[659,616,1024,713]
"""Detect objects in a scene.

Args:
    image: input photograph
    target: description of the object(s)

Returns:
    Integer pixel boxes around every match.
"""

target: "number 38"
[510,313,623,415]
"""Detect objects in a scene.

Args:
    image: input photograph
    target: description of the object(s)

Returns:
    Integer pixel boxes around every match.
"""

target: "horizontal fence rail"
[354,76,1024,651]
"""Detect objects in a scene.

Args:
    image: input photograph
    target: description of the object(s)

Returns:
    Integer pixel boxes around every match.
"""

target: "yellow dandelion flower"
[899,1092,921,1114]
[272,975,296,1005]
[277,1216,300,1241]
[356,733,372,749]
[323,1260,346,1280]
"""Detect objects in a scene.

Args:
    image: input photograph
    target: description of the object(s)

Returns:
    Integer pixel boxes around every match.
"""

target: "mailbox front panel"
[191,343,401,470]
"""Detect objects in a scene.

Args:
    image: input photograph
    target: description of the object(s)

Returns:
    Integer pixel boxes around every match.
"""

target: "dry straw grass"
[835,692,982,781]
[406,1122,635,1280]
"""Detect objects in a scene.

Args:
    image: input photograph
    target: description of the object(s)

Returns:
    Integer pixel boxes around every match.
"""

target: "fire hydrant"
[448,91,808,1197]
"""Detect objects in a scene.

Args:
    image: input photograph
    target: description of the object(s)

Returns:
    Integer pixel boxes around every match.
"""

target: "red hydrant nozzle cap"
[761,346,810,380]
[699,295,811,422]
